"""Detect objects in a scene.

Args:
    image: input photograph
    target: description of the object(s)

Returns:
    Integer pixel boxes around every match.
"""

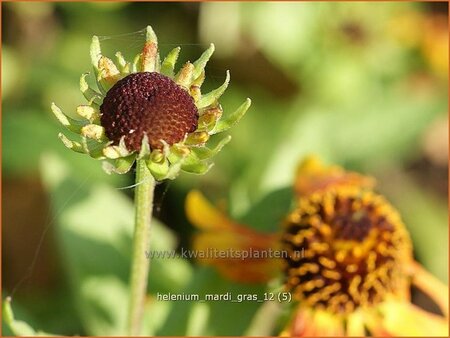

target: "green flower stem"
[127,159,155,336]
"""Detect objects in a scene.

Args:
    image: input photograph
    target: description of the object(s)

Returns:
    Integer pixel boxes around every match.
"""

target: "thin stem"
[127,160,155,336]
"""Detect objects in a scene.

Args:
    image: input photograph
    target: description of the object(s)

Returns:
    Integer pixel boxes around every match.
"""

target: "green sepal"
[58,133,85,154]
[141,26,159,72]
[198,107,222,131]
[160,47,181,78]
[212,98,251,134]
[76,105,100,124]
[102,154,136,175]
[51,103,86,133]
[97,56,120,92]
[192,43,214,81]
[80,73,102,106]
[197,70,230,109]
[180,151,214,174]
[175,62,195,89]
[137,135,151,159]
[90,35,101,72]
[115,51,130,74]
[185,131,209,146]
[165,160,183,180]
[103,137,131,159]
[146,156,170,181]
[131,53,141,73]
[90,35,107,94]
[81,124,107,142]
[191,135,231,160]
[182,160,214,175]
[81,137,107,159]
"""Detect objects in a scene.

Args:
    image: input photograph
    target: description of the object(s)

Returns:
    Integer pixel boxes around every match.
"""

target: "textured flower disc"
[100,72,198,151]
[282,187,412,315]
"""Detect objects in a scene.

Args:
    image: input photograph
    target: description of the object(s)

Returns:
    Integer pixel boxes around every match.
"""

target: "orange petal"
[192,231,282,283]
[409,260,449,317]
[187,190,283,283]
[295,155,375,197]
[378,300,449,336]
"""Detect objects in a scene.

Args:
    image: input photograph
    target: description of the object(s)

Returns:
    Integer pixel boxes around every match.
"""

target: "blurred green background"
[2,1,448,336]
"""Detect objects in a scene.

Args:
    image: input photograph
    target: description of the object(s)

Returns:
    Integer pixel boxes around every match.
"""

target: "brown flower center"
[282,188,411,314]
[100,72,198,151]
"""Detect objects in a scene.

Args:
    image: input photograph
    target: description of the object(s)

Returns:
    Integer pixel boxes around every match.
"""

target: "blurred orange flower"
[186,156,448,336]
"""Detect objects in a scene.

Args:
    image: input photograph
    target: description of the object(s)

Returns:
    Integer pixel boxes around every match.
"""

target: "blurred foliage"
[2,1,448,335]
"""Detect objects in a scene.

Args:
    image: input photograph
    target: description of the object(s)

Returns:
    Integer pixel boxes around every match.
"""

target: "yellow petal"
[282,307,344,337]
[185,190,236,231]
[379,300,449,336]
[346,310,366,336]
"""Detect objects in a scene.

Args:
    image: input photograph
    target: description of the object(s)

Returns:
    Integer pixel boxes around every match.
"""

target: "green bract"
[51,26,250,180]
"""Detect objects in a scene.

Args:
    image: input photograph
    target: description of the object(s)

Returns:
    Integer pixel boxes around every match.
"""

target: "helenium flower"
[51,26,250,180]
[186,156,448,336]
